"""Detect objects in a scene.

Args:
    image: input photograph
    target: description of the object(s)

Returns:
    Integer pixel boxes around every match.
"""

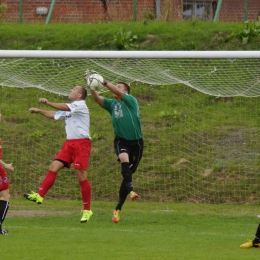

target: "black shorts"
[114,136,144,173]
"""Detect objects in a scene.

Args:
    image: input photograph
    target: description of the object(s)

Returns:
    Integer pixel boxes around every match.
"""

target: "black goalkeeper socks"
[115,181,128,210]
[253,223,260,244]
[121,162,133,192]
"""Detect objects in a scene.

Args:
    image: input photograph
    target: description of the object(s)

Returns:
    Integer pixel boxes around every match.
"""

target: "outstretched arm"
[89,89,104,107]
[0,159,14,171]
[29,108,56,119]
[39,98,70,111]
[103,81,124,99]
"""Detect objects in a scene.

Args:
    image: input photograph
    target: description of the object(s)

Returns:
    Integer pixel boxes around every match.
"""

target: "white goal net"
[1,50,260,210]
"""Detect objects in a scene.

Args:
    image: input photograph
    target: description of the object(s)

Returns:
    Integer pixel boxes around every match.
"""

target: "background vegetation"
[0,20,260,50]
[1,20,260,259]
[1,21,260,204]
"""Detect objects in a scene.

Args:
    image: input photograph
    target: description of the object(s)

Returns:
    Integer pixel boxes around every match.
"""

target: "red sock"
[80,179,91,210]
[38,170,57,197]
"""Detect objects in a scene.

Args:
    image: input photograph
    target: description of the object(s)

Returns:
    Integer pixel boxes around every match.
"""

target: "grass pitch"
[1,200,260,260]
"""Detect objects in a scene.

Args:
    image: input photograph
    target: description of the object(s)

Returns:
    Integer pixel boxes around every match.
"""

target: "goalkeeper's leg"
[121,162,139,200]
[112,162,138,223]
[118,163,139,205]
[115,181,128,211]
[112,181,128,223]
[121,162,133,192]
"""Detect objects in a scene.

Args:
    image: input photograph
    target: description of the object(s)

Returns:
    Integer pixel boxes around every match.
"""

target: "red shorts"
[55,139,91,170]
[0,166,9,191]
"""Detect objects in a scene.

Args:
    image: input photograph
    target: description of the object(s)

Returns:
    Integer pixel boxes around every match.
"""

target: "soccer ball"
[87,73,104,91]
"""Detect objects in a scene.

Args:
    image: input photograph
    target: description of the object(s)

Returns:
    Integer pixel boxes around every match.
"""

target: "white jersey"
[54,100,90,140]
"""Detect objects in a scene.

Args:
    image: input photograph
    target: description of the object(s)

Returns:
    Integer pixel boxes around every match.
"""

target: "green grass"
[1,22,260,258]
[1,84,260,204]
[2,200,260,260]
[0,21,260,50]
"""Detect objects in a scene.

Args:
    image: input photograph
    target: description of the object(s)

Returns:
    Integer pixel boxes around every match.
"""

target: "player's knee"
[49,160,65,172]
[0,190,10,201]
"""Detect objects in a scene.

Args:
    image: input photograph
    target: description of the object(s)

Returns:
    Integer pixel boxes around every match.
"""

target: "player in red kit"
[0,139,14,235]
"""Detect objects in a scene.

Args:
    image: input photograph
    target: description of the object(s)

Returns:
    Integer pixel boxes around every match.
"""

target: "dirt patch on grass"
[7,210,74,218]
[140,34,158,47]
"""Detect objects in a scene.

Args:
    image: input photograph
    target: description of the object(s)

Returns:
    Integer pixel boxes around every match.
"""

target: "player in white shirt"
[23,86,93,223]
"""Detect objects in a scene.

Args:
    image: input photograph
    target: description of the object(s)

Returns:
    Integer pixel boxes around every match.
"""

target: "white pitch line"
[5,225,250,237]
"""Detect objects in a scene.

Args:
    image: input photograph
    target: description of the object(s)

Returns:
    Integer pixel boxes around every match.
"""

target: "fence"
[0,0,259,23]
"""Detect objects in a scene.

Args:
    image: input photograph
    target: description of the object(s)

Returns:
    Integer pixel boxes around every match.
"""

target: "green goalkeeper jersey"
[103,93,143,140]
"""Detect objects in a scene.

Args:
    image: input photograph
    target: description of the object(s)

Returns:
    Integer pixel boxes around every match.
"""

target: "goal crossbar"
[1,50,260,59]
[1,50,260,97]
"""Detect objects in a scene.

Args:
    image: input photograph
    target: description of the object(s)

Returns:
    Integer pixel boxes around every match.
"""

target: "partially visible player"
[84,71,144,223]
[240,223,260,248]
[0,138,14,235]
[23,86,93,223]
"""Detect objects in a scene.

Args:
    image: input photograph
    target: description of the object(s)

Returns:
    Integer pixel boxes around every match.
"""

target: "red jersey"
[0,139,9,191]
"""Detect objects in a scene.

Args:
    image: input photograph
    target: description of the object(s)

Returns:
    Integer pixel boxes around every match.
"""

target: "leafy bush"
[239,17,260,44]
[109,29,139,50]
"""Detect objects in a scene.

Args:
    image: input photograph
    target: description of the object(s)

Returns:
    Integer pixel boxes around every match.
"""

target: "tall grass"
[1,84,260,204]
[0,21,260,50]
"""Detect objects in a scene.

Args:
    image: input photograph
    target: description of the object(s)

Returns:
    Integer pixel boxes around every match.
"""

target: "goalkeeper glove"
[84,69,97,81]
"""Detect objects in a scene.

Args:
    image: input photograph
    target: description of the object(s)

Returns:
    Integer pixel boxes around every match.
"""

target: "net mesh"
[1,57,260,97]
[0,53,260,209]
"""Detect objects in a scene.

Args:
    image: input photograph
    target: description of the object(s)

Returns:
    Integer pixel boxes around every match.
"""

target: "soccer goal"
[1,50,260,210]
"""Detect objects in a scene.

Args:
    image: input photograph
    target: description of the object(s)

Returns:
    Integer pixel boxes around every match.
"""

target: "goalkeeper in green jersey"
[85,71,144,223]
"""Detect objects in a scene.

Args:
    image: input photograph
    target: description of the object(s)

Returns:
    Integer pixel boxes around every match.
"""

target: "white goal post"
[1,50,260,58]
[1,50,260,209]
